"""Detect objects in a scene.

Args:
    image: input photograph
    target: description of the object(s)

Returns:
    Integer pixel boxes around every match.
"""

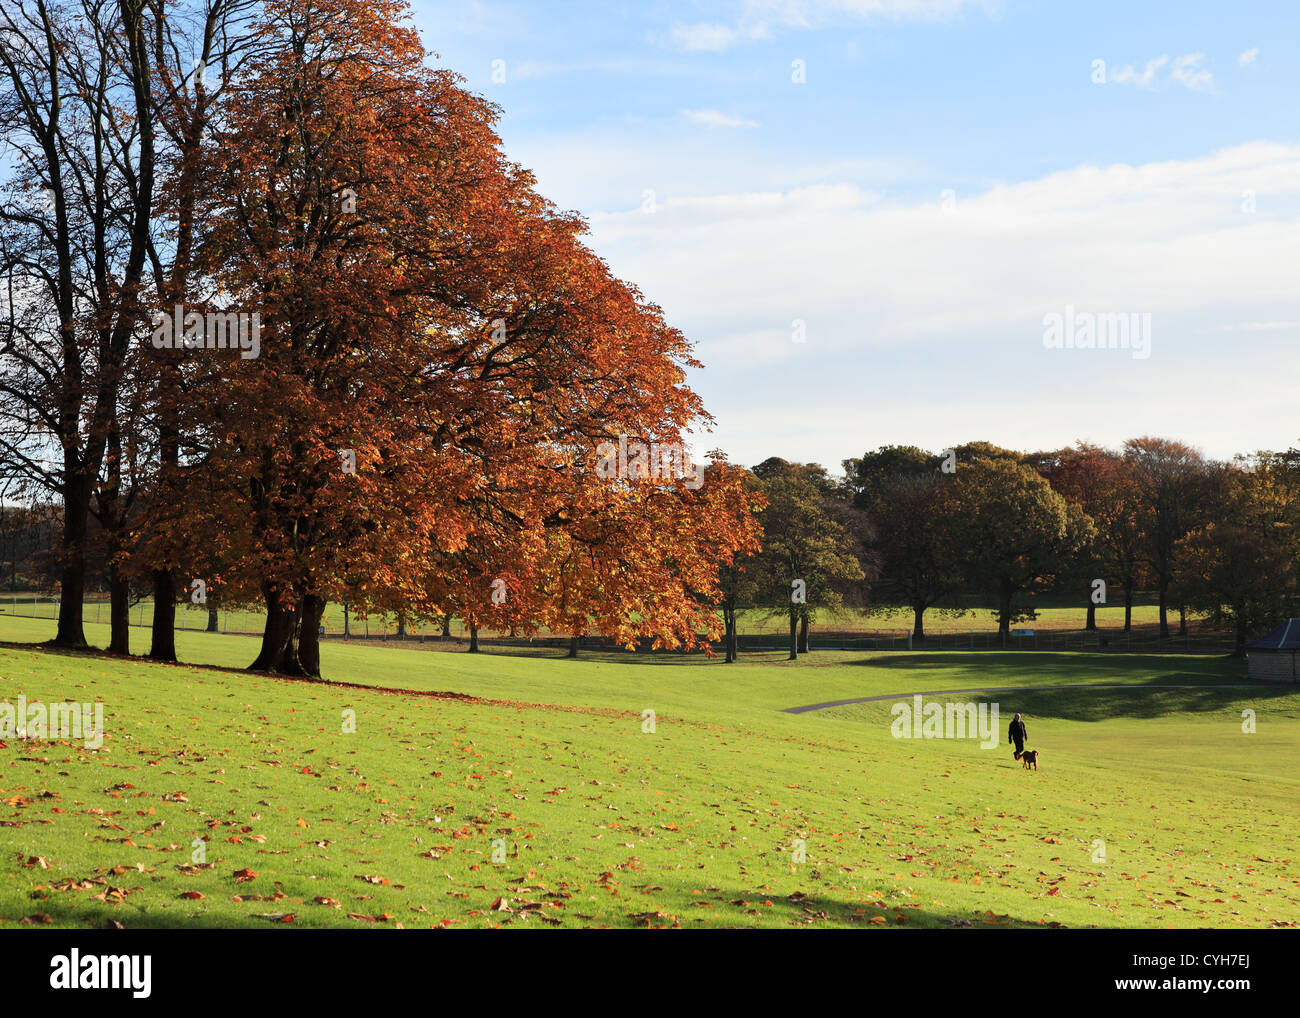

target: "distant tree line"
[726,438,1300,659]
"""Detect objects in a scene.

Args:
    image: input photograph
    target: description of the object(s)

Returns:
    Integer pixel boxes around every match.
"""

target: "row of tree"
[3,4,1292,670]
[0,0,763,676]
[730,438,1300,657]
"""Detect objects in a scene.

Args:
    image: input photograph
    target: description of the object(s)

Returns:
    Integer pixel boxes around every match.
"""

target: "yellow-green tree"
[948,455,1093,643]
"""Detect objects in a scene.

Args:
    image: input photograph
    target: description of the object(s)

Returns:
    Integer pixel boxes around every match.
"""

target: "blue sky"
[409,0,1300,471]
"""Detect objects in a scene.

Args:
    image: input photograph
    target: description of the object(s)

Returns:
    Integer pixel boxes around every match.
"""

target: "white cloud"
[1238,47,1259,67]
[503,57,700,83]
[829,0,997,17]
[1109,55,1168,88]
[583,141,1300,467]
[1225,321,1299,331]
[1104,53,1214,92]
[1170,52,1214,91]
[670,21,769,52]
[682,108,761,128]
[667,0,996,52]
[505,127,905,213]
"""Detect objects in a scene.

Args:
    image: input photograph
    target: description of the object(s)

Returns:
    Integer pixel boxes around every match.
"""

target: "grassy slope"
[1,614,1297,929]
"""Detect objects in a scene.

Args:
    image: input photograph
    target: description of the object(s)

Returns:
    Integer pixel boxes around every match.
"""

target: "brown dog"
[1021,749,1039,770]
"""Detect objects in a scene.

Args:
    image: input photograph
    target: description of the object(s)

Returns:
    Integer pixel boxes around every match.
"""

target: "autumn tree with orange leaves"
[168,0,760,674]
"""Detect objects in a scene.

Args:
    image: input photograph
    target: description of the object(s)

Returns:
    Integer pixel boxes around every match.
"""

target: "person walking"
[1008,712,1027,760]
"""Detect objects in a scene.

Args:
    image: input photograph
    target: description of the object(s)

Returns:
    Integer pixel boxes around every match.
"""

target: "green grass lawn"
[0,591,1183,638]
[1,612,1296,929]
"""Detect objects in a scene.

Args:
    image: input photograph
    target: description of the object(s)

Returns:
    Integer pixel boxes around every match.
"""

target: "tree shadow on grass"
[1,892,1071,930]
[975,683,1299,723]
[574,887,1072,929]
[820,682,1299,723]
[804,654,1297,722]
[850,652,1244,681]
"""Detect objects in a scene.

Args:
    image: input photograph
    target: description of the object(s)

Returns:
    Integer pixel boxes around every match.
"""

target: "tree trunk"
[150,0,200,663]
[797,614,809,654]
[149,395,179,662]
[396,613,406,640]
[297,594,325,678]
[1085,598,1097,631]
[912,602,925,642]
[1123,583,1133,632]
[102,424,130,655]
[207,606,218,632]
[788,610,798,661]
[568,635,578,658]
[108,567,130,655]
[149,569,178,661]
[1158,584,1170,639]
[723,605,736,663]
[998,583,1013,646]
[468,626,479,653]
[342,602,350,639]
[1177,605,1187,636]
[249,585,304,674]
[441,612,451,639]
[52,471,89,648]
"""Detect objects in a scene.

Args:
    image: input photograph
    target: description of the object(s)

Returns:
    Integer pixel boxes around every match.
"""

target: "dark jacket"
[1008,719,1027,745]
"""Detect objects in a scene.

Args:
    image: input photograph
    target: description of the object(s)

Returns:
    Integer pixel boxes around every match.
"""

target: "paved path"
[782,683,1275,714]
